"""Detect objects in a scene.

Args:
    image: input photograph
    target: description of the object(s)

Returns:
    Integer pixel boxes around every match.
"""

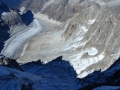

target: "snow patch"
[70,51,105,78]
[81,26,88,32]
[88,19,96,24]
[2,12,8,16]
[86,47,98,56]
[19,7,26,14]
[98,52,104,60]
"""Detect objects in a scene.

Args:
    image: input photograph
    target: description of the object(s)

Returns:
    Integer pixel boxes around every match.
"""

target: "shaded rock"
[2,58,23,71]
[21,83,33,90]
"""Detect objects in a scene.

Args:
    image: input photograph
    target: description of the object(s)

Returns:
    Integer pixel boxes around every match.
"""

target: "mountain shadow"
[0,56,120,89]
[0,0,21,8]
[22,10,34,26]
[21,56,81,89]
[0,24,10,52]
[0,1,10,15]
[20,56,120,89]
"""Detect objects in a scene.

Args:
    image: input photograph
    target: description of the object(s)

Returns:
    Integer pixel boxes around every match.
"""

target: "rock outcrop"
[1,10,23,26]
[0,57,23,71]
[0,2,24,26]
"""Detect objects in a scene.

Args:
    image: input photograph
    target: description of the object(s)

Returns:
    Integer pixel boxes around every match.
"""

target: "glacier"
[1,19,42,59]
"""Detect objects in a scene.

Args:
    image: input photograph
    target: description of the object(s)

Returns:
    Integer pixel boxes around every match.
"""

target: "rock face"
[19,0,89,22]
[18,3,120,78]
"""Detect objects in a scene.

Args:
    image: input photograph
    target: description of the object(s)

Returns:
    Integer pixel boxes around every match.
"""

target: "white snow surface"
[86,47,98,56]
[70,51,104,78]
[2,12,8,16]
[1,19,42,58]
[81,26,88,32]
[88,19,96,24]
[93,86,120,90]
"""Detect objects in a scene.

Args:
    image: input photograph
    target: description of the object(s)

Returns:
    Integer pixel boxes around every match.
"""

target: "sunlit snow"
[2,12,8,16]
[88,19,96,24]
[86,47,98,56]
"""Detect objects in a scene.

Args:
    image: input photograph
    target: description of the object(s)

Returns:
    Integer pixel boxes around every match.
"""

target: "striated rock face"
[18,0,120,22]
[18,3,120,78]
[19,0,89,22]
[1,0,120,22]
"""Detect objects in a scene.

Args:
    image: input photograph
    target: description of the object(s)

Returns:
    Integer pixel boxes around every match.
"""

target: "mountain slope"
[0,1,120,90]
[18,3,120,78]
